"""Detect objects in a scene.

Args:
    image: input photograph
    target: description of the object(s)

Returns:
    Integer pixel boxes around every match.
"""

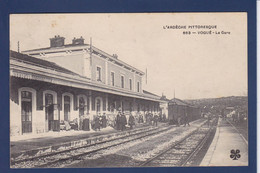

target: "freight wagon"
[168,98,201,125]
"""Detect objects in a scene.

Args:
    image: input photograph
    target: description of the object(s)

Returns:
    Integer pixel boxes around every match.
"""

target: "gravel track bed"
[13,119,208,168]
[12,125,172,168]
[11,125,158,163]
[117,120,207,162]
[64,119,208,168]
[144,119,218,167]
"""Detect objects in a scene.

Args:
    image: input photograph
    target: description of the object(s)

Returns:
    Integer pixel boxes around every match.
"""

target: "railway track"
[11,126,157,164]
[139,118,218,167]
[11,118,209,168]
[11,124,174,168]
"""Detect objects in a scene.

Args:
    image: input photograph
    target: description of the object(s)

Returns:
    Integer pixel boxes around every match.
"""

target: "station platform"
[10,122,166,156]
[200,118,248,166]
[11,127,115,155]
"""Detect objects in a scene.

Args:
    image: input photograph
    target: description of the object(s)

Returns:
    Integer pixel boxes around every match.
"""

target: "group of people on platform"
[114,112,166,131]
[115,112,129,131]
[70,113,108,131]
[61,111,167,132]
[91,113,107,131]
[145,112,159,126]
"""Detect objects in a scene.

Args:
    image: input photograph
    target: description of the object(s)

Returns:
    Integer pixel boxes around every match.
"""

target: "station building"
[159,94,169,118]
[10,36,165,136]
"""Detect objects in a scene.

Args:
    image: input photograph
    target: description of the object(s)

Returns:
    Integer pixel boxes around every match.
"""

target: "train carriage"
[168,98,200,125]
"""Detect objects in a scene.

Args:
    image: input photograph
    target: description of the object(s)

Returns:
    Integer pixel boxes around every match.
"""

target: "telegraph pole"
[17,41,20,53]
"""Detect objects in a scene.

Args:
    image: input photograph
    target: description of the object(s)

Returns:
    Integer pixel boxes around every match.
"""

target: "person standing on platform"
[73,118,79,130]
[128,113,135,129]
[149,113,153,125]
[121,113,127,131]
[94,115,101,131]
[141,114,144,123]
[163,113,166,122]
[138,113,144,123]
[101,113,107,128]
[79,115,84,130]
[99,113,102,129]
[154,114,159,126]
[151,114,154,126]
[144,112,148,123]
[115,112,121,130]
[183,113,190,127]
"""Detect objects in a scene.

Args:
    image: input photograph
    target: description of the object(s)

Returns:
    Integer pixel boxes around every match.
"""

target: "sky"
[10,13,247,100]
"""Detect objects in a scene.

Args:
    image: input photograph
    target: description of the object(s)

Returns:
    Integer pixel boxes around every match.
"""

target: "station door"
[21,91,32,134]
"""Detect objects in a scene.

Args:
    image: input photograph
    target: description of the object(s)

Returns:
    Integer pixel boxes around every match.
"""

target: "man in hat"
[128,113,135,129]
[121,112,127,131]
[115,112,121,130]
[101,113,107,128]
[153,113,159,126]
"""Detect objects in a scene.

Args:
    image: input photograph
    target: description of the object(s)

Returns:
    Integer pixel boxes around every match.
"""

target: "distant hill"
[185,96,248,114]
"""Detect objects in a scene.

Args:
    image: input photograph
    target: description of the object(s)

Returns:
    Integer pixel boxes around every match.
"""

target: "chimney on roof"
[161,93,167,100]
[50,35,65,47]
[72,36,85,45]
[112,54,118,59]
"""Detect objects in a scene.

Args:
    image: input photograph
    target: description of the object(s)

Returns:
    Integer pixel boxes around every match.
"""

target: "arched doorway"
[62,93,73,122]
[21,91,32,134]
[77,95,89,130]
[19,87,36,135]
[64,96,70,121]
[43,90,58,132]
[45,93,54,131]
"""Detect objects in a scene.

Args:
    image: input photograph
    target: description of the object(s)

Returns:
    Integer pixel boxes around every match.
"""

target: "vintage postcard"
[9,13,248,168]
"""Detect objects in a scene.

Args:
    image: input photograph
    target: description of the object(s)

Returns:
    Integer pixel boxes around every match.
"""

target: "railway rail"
[11,126,156,163]
[11,124,173,168]
[139,118,218,167]
[11,118,211,168]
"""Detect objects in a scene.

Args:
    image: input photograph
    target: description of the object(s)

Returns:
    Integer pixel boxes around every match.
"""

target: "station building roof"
[10,51,161,102]
[10,50,79,76]
[22,41,145,76]
[168,98,190,106]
